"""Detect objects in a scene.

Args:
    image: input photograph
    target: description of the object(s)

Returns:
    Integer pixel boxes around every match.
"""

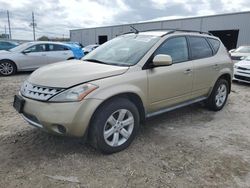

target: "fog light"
[57,124,67,134]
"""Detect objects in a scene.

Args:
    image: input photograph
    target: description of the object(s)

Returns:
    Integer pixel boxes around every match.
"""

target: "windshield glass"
[235,46,250,53]
[82,34,160,66]
[9,43,32,52]
[245,56,250,61]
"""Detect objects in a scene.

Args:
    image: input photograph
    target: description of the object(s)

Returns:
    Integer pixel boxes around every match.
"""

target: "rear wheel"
[206,79,229,111]
[89,98,140,154]
[0,60,17,76]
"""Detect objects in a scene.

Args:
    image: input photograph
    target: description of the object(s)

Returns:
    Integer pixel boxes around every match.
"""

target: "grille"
[231,56,243,60]
[235,75,250,82]
[21,81,64,101]
[238,66,250,71]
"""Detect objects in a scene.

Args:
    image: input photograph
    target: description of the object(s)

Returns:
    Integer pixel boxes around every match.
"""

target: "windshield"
[9,43,32,52]
[245,56,250,61]
[82,34,160,66]
[235,46,250,53]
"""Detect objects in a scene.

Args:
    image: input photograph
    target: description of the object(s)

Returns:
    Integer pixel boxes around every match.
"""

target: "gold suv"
[14,30,233,153]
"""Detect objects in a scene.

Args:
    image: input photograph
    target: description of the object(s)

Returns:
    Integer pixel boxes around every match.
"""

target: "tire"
[89,97,140,154]
[206,79,229,111]
[0,60,17,76]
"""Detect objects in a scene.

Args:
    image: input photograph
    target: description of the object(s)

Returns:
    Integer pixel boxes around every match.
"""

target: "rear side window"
[48,44,69,51]
[155,37,189,63]
[207,38,220,53]
[188,36,213,60]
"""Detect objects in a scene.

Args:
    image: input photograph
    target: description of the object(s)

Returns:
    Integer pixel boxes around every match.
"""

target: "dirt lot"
[0,73,250,188]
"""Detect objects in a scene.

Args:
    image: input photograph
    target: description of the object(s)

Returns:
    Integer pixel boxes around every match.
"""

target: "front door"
[147,36,194,112]
[19,44,48,70]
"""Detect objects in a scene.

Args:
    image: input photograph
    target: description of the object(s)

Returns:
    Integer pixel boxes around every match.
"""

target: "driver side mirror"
[22,49,32,54]
[153,54,173,67]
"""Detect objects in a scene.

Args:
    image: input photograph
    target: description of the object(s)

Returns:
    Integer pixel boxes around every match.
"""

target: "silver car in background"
[0,41,75,76]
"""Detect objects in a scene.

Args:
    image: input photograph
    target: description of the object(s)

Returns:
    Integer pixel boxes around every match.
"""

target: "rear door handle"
[184,69,192,74]
[41,54,46,56]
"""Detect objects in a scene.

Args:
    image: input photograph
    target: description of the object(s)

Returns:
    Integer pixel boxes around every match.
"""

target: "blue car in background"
[65,43,84,59]
[82,44,99,56]
[0,41,19,51]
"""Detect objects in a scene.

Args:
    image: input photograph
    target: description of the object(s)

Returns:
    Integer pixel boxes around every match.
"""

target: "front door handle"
[184,69,192,74]
[41,54,46,56]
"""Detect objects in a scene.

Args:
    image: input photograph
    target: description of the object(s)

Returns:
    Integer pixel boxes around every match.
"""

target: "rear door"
[147,36,194,112]
[19,44,48,70]
[187,36,219,98]
[46,44,73,64]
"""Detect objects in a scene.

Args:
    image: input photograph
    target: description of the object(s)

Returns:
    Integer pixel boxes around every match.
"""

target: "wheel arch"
[85,92,146,142]
[217,73,232,93]
[92,92,146,123]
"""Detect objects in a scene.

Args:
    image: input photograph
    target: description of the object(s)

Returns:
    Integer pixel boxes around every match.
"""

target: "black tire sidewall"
[90,98,140,154]
[208,79,229,111]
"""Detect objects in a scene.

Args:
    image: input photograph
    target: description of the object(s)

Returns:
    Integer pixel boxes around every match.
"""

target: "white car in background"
[0,41,76,76]
[230,46,250,63]
[234,56,250,83]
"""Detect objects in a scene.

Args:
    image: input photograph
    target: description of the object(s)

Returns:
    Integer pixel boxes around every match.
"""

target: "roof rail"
[169,29,213,36]
[119,29,213,37]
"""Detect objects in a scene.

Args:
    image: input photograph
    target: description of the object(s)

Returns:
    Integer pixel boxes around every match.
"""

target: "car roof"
[26,41,66,45]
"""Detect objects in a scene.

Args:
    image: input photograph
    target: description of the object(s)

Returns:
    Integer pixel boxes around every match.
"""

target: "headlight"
[49,83,98,102]
[240,56,246,60]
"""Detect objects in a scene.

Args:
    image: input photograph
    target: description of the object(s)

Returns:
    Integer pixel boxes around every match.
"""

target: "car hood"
[0,50,11,54]
[28,60,129,88]
[235,60,250,69]
[231,52,250,57]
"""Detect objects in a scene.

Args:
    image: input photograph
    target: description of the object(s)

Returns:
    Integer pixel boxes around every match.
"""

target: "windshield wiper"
[83,59,109,65]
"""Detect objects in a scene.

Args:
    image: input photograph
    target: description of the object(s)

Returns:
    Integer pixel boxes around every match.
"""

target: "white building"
[70,11,250,50]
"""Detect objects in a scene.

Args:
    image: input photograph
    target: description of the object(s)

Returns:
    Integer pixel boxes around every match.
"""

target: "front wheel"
[0,60,17,76]
[206,79,229,111]
[89,98,140,154]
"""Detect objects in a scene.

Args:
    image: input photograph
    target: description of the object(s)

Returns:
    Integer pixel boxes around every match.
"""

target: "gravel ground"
[0,73,250,188]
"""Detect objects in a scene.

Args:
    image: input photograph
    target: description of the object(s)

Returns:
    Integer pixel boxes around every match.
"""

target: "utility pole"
[4,25,7,39]
[30,12,37,41]
[7,10,12,39]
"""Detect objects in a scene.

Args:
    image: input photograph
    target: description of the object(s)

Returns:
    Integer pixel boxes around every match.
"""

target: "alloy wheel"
[103,109,134,147]
[215,84,227,107]
[0,62,14,75]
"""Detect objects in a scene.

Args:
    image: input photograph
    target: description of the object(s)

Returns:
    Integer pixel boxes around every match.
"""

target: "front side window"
[83,34,160,66]
[189,36,213,60]
[26,44,46,53]
[155,37,189,63]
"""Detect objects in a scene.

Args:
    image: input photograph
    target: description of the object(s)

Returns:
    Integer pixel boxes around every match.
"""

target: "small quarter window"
[208,38,220,53]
